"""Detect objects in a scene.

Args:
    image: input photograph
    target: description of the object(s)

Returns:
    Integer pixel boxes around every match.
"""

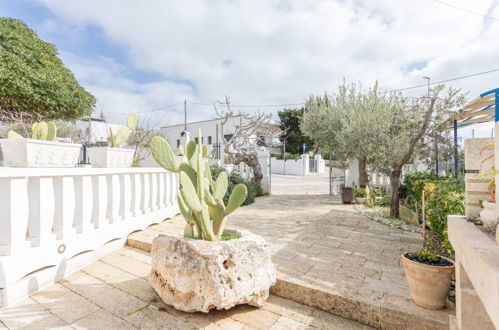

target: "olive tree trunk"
[358,157,369,188]
[389,169,401,218]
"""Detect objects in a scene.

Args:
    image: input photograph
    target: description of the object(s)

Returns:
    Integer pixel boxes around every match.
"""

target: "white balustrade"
[0,167,179,308]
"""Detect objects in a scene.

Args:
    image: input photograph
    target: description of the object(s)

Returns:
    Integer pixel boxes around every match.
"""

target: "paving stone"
[82,260,156,303]
[119,246,153,264]
[100,250,151,278]
[30,282,101,323]
[60,271,148,319]
[0,297,59,329]
[71,308,136,330]
[360,277,409,298]
[340,265,381,280]
[261,295,314,324]
[269,315,314,329]
[308,308,371,329]
[23,315,72,330]
[124,305,191,329]
[230,305,280,330]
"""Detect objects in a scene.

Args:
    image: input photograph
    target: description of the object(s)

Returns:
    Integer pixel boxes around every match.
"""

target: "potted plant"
[0,121,81,167]
[353,187,368,204]
[401,189,454,310]
[147,130,276,312]
[87,113,137,167]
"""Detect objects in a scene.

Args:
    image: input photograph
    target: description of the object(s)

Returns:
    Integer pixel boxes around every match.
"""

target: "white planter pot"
[87,147,135,168]
[0,138,81,168]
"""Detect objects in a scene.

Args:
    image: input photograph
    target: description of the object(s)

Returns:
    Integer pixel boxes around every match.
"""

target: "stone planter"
[401,253,455,309]
[149,229,276,313]
[355,197,367,204]
[480,201,498,232]
[87,147,134,168]
[0,138,81,168]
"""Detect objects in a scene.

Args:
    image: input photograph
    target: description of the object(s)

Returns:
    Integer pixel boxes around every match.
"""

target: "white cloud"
[29,0,499,136]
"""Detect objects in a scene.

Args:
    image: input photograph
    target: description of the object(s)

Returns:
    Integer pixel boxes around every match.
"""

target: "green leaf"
[127,113,138,129]
[7,130,23,139]
[179,171,202,213]
[225,183,247,215]
[149,136,179,172]
[213,171,228,201]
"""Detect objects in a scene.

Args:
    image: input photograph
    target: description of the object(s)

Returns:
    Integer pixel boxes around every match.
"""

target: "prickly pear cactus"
[8,121,58,140]
[149,129,248,241]
[109,113,136,147]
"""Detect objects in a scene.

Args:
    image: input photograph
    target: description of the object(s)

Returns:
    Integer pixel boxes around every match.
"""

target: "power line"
[110,101,184,115]
[431,0,499,22]
[188,101,304,108]
[386,68,499,93]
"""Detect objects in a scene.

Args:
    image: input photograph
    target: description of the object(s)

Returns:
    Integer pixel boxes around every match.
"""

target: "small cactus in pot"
[8,121,57,140]
[149,129,247,241]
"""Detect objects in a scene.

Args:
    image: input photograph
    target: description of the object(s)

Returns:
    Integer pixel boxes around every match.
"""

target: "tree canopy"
[302,82,465,217]
[0,18,95,121]
[277,108,315,154]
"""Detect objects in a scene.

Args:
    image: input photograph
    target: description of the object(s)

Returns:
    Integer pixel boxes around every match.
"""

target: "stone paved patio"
[0,245,369,329]
[129,173,453,329]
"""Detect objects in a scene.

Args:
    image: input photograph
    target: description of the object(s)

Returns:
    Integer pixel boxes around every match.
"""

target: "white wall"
[271,154,309,176]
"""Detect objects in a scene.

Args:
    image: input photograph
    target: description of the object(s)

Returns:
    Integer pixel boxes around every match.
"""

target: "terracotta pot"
[490,190,496,203]
[401,253,454,309]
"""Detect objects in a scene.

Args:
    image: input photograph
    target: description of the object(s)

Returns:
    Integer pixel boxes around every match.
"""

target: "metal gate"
[309,159,317,172]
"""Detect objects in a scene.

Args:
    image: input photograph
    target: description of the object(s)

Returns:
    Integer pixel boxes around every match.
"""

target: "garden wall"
[0,167,179,308]
[271,154,309,176]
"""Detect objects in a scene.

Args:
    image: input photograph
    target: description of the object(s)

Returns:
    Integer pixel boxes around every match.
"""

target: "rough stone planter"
[401,253,455,309]
[87,147,134,168]
[0,138,81,167]
[149,229,276,313]
[480,201,498,232]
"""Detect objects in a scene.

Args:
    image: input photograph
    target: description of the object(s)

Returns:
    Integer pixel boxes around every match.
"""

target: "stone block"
[149,229,276,313]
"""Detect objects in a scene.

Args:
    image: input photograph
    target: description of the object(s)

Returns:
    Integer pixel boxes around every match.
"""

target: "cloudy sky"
[1,0,498,137]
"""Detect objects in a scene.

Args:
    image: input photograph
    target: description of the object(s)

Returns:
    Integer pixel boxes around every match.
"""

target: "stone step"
[127,229,452,330]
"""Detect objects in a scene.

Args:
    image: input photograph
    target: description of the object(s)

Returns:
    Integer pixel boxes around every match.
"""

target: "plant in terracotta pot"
[0,121,81,167]
[87,113,138,167]
[147,130,276,313]
[401,188,455,310]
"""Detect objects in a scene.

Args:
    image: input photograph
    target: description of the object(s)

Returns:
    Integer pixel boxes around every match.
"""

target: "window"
[224,134,233,142]
[194,137,199,144]
[208,136,212,144]
[176,139,180,148]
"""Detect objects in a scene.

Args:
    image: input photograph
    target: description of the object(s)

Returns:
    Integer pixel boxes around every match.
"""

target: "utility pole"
[184,99,187,131]
[424,76,439,175]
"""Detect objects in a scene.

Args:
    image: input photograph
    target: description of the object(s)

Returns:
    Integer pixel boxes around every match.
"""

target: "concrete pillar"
[257,149,271,194]
[301,154,309,175]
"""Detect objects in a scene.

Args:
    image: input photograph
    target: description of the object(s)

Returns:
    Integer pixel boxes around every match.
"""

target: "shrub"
[401,171,465,257]
[271,153,302,160]
[210,165,257,206]
[353,188,367,197]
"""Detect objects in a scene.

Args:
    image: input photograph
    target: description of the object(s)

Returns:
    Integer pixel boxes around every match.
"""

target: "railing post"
[53,176,76,239]
[0,177,29,256]
[27,177,55,247]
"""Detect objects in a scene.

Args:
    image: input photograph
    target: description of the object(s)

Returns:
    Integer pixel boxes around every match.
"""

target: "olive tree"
[357,85,465,218]
[0,18,95,121]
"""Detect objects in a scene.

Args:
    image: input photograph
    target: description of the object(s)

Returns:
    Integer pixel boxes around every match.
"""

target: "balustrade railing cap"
[0,167,171,178]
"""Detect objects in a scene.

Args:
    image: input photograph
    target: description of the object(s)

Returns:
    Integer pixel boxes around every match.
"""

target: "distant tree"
[277,108,315,154]
[215,96,282,187]
[0,18,95,121]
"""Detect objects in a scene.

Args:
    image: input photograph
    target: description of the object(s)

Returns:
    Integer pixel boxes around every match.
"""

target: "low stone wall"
[0,167,179,308]
[448,215,498,329]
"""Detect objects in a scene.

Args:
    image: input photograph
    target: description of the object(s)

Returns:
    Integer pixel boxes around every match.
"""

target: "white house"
[75,118,122,144]
[160,115,279,161]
